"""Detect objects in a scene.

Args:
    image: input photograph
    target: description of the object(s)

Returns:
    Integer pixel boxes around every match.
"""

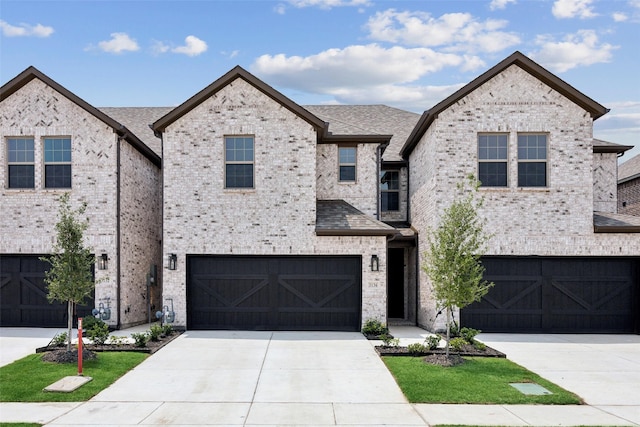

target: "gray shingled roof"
[619,153,640,182]
[99,107,172,157]
[594,212,640,232]
[316,200,397,236]
[304,105,421,162]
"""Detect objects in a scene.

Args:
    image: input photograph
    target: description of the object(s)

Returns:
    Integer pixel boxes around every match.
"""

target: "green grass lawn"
[0,352,148,402]
[383,356,582,404]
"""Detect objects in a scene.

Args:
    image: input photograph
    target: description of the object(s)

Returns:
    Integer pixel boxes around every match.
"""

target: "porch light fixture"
[168,253,177,270]
[370,254,379,272]
[98,253,108,270]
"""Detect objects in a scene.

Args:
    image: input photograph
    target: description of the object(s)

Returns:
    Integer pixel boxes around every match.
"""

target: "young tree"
[41,193,96,352]
[422,174,494,357]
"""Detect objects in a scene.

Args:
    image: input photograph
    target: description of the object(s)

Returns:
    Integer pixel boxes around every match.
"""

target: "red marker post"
[77,317,83,376]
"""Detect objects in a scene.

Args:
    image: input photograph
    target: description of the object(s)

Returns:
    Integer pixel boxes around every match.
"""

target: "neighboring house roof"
[594,212,640,233]
[0,66,161,168]
[593,138,633,154]
[152,65,327,134]
[100,107,172,156]
[618,152,640,184]
[304,105,421,162]
[401,51,610,159]
[316,200,397,236]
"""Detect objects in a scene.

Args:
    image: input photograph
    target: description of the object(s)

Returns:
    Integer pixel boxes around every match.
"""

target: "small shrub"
[449,322,460,338]
[460,327,480,344]
[81,315,100,331]
[380,334,399,347]
[149,324,163,342]
[425,335,441,350]
[361,318,389,336]
[407,342,426,355]
[473,340,487,351]
[87,321,110,345]
[51,332,68,346]
[449,337,467,352]
[131,332,149,348]
[162,324,173,336]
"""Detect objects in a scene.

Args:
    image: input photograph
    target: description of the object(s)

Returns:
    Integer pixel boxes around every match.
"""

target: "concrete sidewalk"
[1,327,639,425]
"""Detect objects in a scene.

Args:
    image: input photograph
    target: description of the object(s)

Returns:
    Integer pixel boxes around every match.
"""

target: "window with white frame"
[380,170,399,211]
[338,146,356,182]
[44,137,72,188]
[225,136,254,188]
[517,134,547,187]
[7,137,35,189]
[478,134,508,187]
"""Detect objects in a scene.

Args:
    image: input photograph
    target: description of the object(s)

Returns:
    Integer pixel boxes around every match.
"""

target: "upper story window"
[339,146,356,182]
[225,136,254,189]
[44,137,72,188]
[7,137,35,189]
[380,170,399,211]
[518,134,547,187]
[478,134,507,187]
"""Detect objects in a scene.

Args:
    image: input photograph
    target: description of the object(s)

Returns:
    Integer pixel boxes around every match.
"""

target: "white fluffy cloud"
[489,0,517,11]
[365,10,520,53]
[552,0,597,19]
[530,30,617,72]
[172,35,208,56]
[97,33,139,54]
[0,20,54,37]
[612,12,628,22]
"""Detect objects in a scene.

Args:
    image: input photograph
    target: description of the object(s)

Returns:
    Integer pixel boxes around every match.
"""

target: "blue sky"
[1,0,639,161]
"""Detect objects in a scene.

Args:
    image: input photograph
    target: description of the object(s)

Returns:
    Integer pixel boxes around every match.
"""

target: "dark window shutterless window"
[7,137,35,189]
[44,137,72,188]
[225,136,254,188]
[518,134,547,187]
[339,146,356,182]
[380,170,399,211]
[478,134,508,187]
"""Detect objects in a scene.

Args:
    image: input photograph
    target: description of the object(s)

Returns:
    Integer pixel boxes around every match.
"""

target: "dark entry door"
[387,248,405,318]
[187,255,361,331]
[0,255,94,327]
[461,257,638,333]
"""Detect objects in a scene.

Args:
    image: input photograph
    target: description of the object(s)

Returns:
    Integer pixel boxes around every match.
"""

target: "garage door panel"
[461,257,638,333]
[187,256,361,331]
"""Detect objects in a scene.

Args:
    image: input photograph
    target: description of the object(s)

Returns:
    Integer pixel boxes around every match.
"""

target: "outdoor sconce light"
[370,254,379,272]
[168,253,177,270]
[98,253,108,270]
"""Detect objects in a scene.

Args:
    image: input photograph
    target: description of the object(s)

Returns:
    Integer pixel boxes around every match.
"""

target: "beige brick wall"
[619,178,640,215]
[593,152,618,213]
[316,143,379,217]
[161,77,387,328]
[408,65,640,331]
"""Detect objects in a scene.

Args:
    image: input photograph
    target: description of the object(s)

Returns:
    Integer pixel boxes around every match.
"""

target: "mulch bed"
[375,342,505,358]
[36,330,183,363]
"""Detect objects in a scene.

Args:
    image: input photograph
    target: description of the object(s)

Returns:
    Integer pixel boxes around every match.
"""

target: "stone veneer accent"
[161,77,387,328]
[0,78,162,328]
[408,65,640,331]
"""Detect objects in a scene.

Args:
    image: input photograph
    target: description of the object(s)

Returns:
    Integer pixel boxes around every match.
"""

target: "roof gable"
[401,51,610,159]
[1,66,160,167]
[152,65,327,134]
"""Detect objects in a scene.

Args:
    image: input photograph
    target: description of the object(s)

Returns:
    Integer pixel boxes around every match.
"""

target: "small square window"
[478,134,508,187]
[339,147,356,182]
[44,137,72,188]
[518,134,547,187]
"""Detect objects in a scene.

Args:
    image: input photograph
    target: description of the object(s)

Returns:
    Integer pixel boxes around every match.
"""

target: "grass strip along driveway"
[0,352,148,402]
[383,356,582,404]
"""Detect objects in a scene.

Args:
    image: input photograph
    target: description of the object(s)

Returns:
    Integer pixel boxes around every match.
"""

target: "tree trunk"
[445,306,451,358]
[67,301,73,352]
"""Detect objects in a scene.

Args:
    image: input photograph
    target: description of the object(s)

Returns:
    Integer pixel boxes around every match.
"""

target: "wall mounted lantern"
[168,253,177,270]
[370,254,379,272]
[98,253,108,270]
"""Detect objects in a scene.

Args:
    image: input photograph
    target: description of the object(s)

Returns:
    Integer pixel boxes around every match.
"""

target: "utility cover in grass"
[510,383,552,395]
[45,376,93,393]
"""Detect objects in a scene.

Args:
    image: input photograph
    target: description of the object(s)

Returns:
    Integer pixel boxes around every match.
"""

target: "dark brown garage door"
[461,257,639,333]
[187,256,361,331]
[0,255,94,327]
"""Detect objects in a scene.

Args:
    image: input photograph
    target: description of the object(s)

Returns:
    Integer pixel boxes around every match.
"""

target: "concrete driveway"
[0,327,64,367]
